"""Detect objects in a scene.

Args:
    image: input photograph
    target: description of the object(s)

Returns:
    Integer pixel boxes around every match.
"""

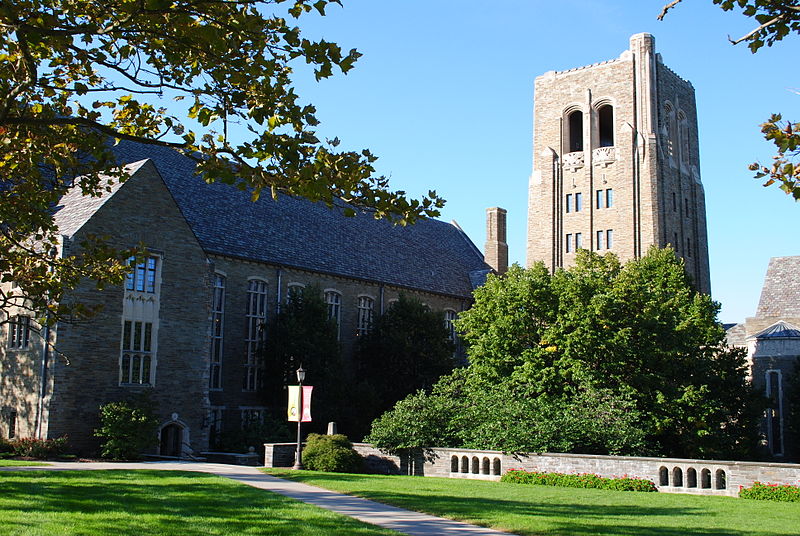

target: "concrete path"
[1,461,513,536]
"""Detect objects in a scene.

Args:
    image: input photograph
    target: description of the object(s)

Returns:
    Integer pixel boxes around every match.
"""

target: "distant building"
[527,33,711,294]
[0,142,501,455]
[726,256,800,461]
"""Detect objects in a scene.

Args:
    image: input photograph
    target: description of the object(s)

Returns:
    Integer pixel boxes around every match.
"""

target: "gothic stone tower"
[526,33,711,294]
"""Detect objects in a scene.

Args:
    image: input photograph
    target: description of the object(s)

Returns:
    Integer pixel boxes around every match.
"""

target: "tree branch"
[658,0,683,21]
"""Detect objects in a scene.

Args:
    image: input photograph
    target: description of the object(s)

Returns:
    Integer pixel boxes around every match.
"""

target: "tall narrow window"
[575,233,583,250]
[606,229,613,249]
[597,104,614,147]
[8,315,30,349]
[208,407,223,448]
[244,279,268,391]
[120,320,153,385]
[678,112,690,166]
[766,370,784,456]
[686,237,692,257]
[210,273,225,390]
[575,192,582,212]
[606,189,613,208]
[568,110,583,152]
[6,410,16,439]
[325,290,342,340]
[565,194,572,213]
[126,256,158,293]
[663,103,676,160]
[357,296,374,336]
[444,310,457,342]
[596,230,604,250]
[674,233,679,254]
[684,198,689,214]
[566,234,572,253]
[672,192,677,212]
[596,189,603,209]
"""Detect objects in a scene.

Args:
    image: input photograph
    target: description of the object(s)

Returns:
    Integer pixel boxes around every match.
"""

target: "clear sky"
[284,0,798,324]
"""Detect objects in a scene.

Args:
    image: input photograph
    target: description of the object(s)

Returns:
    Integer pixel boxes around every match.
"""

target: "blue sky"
[286,0,798,323]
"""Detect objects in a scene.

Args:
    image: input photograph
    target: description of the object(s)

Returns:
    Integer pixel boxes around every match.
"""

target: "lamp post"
[292,365,306,470]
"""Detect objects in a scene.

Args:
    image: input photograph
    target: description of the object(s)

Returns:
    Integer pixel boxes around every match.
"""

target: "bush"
[8,436,69,459]
[0,437,13,454]
[739,481,800,502]
[302,433,363,473]
[94,399,158,460]
[501,469,657,492]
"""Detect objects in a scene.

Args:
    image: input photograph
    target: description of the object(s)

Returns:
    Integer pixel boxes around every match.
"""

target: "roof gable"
[756,256,800,318]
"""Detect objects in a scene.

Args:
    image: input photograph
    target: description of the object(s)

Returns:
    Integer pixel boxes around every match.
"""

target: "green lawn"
[0,470,399,536]
[265,469,800,536]
[0,460,50,467]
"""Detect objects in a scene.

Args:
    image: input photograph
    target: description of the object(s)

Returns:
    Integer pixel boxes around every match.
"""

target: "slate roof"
[756,256,800,318]
[724,323,747,347]
[76,141,491,298]
[751,321,800,340]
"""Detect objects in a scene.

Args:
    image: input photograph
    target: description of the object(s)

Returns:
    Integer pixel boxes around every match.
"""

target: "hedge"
[501,469,657,492]
[739,481,800,502]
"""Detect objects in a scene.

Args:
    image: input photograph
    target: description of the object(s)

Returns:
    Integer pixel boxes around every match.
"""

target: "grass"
[0,460,50,467]
[0,470,400,535]
[265,469,800,536]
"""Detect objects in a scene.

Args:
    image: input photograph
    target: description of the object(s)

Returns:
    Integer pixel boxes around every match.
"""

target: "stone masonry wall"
[266,442,800,497]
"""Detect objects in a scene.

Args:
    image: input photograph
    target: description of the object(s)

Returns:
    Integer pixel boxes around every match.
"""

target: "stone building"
[726,256,800,461]
[527,33,711,294]
[0,141,500,455]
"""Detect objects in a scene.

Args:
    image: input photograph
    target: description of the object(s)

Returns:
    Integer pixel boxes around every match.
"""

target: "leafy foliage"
[302,433,363,473]
[212,412,292,454]
[369,249,764,459]
[750,114,800,200]
[0,0,445,324]
[739,481,800,502]
[6,436,69,459]
[261,286,344,434]
[501,469,658,493]
[356,294,456,421]
[94,398,158,460]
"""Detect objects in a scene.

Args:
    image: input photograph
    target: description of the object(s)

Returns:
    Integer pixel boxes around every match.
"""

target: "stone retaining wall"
[264,442,800,497]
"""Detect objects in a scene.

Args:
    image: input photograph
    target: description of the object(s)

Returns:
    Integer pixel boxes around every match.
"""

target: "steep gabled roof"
[756,256,800,318]
[53,159,152,238]
[751,321,800,340]
[104,142,490,298]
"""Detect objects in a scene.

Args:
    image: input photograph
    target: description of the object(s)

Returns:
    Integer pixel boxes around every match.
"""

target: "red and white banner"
[287,385,313,422]
[301,385,313,422]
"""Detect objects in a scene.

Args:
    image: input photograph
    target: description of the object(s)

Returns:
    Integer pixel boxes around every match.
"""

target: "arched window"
[471,456,479,474]
[663,103,676,161]
[568,110,583,152]
[451,455,459,473]
[324,290,342,340]
[244,279,268,391]
[482,457,490,475]
[715,469,727,490]
[460,455,469,473]
[672,467,683,487]
[687,468,697,488]
[286,283,304,303]
[357,296,374,336]
[492,458,502,476]
[659,466,669,486]
[597,104,614,147]
[701,469,711,489]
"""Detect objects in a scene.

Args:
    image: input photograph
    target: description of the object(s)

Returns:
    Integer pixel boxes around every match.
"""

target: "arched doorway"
[160,422,184,457]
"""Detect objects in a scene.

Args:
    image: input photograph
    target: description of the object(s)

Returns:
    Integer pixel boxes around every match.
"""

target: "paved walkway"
[0,461,513,536]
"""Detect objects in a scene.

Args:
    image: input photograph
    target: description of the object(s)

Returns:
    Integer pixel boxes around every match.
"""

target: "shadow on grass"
[0,470,394,536]
[269,471,794,536]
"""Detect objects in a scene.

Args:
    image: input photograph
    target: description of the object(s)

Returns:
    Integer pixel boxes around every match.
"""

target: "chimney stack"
[485,207,508,274]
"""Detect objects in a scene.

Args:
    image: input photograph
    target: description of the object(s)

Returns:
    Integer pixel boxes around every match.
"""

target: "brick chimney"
[484,207,508,274]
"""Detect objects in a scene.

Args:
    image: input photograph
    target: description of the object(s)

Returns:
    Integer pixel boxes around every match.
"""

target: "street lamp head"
[296,365,306,383]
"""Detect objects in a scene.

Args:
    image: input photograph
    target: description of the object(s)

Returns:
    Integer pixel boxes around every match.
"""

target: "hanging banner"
[287,385,313,422]
[301,385,313,422]
[287,385,300,422]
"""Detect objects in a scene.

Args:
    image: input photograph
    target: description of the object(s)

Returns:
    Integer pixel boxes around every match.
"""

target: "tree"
[0,1,445,325]
[659,0,800,201]
[355,294,456,421]
[261,286,342,433]
[94,396,158,460]
[370,249,765,459]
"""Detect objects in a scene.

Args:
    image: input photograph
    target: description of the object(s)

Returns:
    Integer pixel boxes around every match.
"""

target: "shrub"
[9,436,69,459]
[0,437,13,454]
[739,481,800,502]
[501,469,657,492]
[94,399,158,460]
[302,433,363,473]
